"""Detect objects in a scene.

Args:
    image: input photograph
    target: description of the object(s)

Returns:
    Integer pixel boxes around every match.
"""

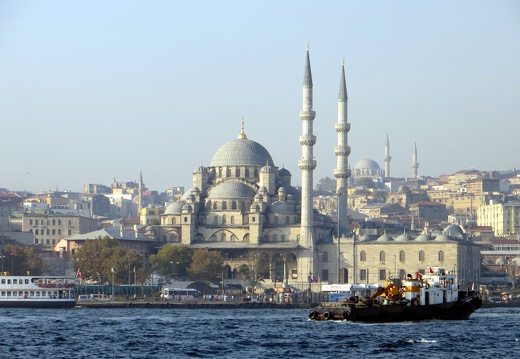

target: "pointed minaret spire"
[412,142,419,178]
[299,46,317,256]
[138,170,143,222]
[334,58,351,242]
[238,116,247,139]
[384,133,391,178]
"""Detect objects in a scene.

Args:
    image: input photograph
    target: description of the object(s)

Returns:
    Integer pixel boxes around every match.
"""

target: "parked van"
[78,295,92,301]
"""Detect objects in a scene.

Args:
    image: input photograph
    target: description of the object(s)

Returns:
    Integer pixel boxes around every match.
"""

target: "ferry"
[308,267,482,322]
[0,273,77,308]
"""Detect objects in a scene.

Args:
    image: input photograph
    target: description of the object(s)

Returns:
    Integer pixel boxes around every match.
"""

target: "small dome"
[207,182,256,199]
[267,201,294,214]
[434,234,450,241]
[415,233,431,242]
[250,203,261,211]
[164,202,184,215]
[180,187,195,201]
[376,233,393,242]
[354,157,381,171]
[442,224,465,240]
[395,233,413,242]
[182,204,193,211]
[278,168,291,177]
[194,165,207,173]
[210,138,274,167]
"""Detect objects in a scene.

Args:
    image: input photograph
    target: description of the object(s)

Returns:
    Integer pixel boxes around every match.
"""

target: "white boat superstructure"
[0,275,76,308]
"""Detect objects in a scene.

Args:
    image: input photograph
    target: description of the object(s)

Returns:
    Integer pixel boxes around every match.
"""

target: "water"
[0,306,517,358]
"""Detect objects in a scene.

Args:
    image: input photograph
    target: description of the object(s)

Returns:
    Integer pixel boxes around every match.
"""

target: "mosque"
[154,49,481,291]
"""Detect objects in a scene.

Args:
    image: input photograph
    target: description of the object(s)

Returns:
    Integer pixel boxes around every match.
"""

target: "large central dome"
[210,137,275,167]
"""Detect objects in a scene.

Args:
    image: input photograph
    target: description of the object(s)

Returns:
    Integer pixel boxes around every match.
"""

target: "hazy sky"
[1,1,519,193]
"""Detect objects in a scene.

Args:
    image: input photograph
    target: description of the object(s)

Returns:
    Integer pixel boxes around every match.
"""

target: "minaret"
[412,142,419,178]
[138,170,143,216]
[299,46,317,250]
[334,59,351,237]
[384,134,391,178]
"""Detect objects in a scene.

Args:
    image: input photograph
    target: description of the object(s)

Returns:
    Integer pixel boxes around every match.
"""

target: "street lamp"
[111,267,115,300]
[133,267,136,286]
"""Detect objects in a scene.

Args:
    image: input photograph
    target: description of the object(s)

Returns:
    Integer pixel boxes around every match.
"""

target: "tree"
[355,177,376,188]
[187,249,224,283]
[373,191,388,203]
[72,236,146,284]
[150,244,193,281]
[316,177,336,192]
[3,245,45,275]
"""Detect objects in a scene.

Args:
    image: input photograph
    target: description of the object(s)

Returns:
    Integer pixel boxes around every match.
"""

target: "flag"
[307,276,312,283]
[429,267,433,274]
[312,276,318,283]
[77,269,83,279]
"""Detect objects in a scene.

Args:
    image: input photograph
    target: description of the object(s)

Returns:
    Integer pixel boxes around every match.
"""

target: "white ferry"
[0,274,77,308]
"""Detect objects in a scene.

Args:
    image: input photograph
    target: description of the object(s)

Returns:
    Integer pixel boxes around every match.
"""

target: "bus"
[162,288,202,301]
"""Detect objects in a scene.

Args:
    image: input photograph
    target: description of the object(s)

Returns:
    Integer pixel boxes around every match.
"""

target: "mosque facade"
[154,50,481,291]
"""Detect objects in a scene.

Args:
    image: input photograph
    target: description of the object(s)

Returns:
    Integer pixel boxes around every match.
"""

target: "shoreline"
[76,300,314,309]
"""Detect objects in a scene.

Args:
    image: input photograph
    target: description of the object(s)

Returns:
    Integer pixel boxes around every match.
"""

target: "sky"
[1,1,519,193]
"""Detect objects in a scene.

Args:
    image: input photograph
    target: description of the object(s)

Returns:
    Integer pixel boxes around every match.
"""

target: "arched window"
[273,234,278,241]
[230,216,234,224]
[360,251,366,262]
[214,216,218,224]
[286,216,290,224]
[322,251,329,262]
[399,250,405,263]
[419,250,425,262]
[245,168,249,177]
[226,168,231,177]
[213,202,217,210]
[235,168,240,177]
[438,250,444,263]
[232,201,237,209]
[222,201,227,210]
[379,250,386,263]
[241,201,246,210]
[221,233,226,241]
[222,215,226,224]
[274,216,279,224]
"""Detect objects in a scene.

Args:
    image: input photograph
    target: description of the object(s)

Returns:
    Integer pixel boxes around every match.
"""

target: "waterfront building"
[477,202,520,236]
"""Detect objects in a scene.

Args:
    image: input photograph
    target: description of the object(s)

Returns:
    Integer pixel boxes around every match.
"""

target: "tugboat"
[308,267,482,322]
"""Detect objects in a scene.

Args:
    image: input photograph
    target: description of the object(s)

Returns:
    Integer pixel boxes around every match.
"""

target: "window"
[419,250,425,262]
[52,219,55,225]
[68,229,72,235]
[379,251,386,263]
[399,269,406,279]
[438,250,444,262]
[58,229,61,235]
[274,216,279,224]
[322,270,329,282]
[399,250,405,263]
[58,219,61,225]
[322,251,329,262]
[360,251,366,262]
[359,269,367,281]
[222,215,226,224]
[35,229,39,235]
[221,233,226,241]
[379,269,386,280]
[230,216,234,224]
[286,216,290,224]
[273,234,278,241]
[29,219,33,225]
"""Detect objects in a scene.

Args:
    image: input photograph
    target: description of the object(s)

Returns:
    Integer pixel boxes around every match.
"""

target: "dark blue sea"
[0,306,517,358]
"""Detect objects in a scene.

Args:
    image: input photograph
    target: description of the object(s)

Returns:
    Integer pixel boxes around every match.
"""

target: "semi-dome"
[210,137,274,167]
[267,201,294,214]
[442,224,465,240]
[354,157,381,171]
[207,181,256,199]
[164,201,184,215]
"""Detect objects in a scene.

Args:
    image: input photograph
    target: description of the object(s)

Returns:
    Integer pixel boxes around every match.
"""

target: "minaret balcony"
[334,145,351,156]
[298,159,317,170]
[299,135,316,146]
[334,168,351,178]
[335,123,350,132]
[299,111,316,121]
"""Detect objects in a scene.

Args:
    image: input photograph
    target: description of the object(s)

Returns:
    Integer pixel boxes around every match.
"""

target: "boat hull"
[0,300,76,309]
[309,294,482,322]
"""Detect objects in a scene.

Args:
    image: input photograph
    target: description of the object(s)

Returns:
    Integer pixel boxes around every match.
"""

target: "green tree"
[187,249,224,283]
[150,244,193,281]
[3,245,45,275]
[72,236,146,284]
[355,177,376,188]
[316,177,336,192]
[373,191,388,203]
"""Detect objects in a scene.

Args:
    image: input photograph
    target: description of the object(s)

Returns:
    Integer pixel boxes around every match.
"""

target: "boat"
[0,273,77,308]
[308,267,482,322]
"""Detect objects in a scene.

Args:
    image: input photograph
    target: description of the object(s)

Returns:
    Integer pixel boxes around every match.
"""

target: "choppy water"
[0,306,518,358]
